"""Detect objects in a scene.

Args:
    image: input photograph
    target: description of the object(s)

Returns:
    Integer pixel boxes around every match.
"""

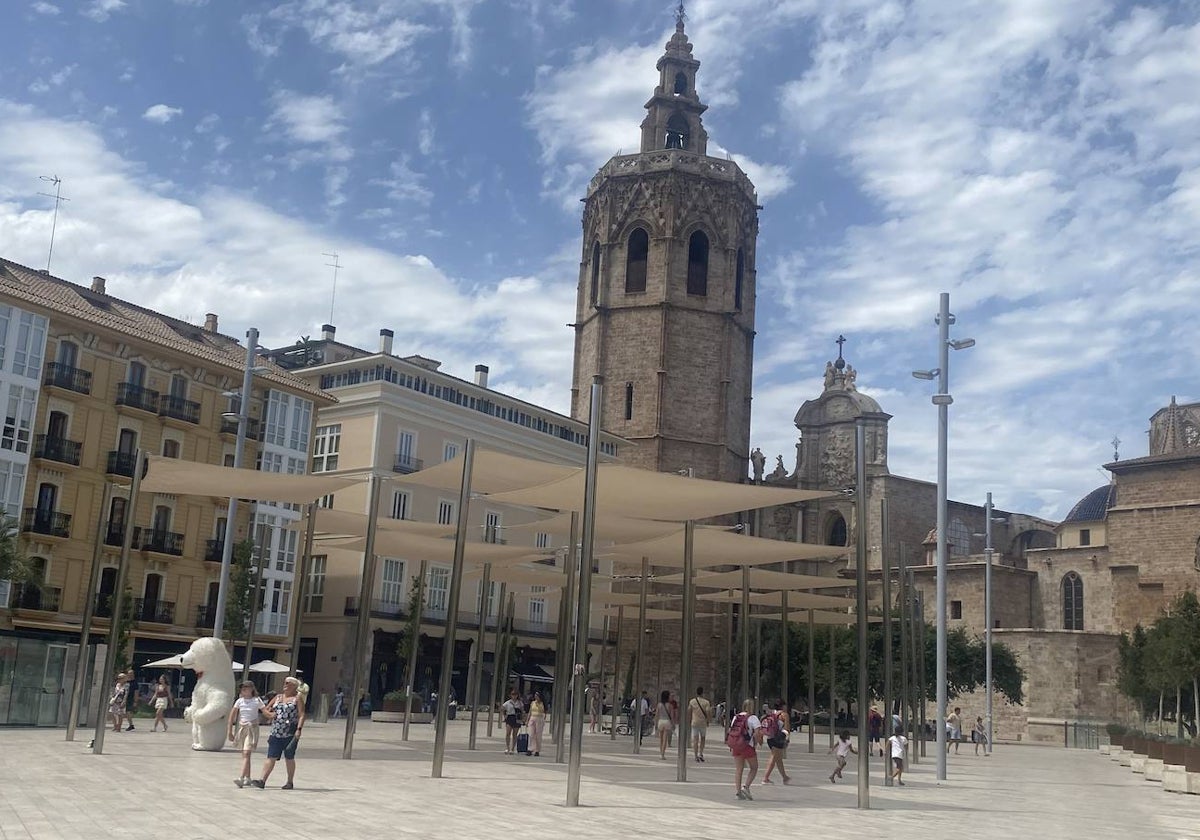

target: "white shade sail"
[463,564,570,587]
[696,589,855,610]
[139,455,358,502]
[503,511,688,543]
[394,449,581,494]
[603,528,846,569]
[593,606,717,621]
[591,591,680,606]
[366,530,546,566]
[673,569,853,591]
[750,610,874,626]
[287,508,456,538]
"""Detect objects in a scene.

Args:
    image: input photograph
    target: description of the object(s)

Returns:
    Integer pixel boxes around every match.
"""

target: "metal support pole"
[468,561,491,750]
[675,520,695,783]
[740,566,751,705]
[917,588,927,758]
[780,590,789,710]
[754,620,762,707]
[724,602,734,724]
[829,624,836,750]
[486,581,508,738]
[554,513,580,760]
[855,418,870,808]
[402,559,427,742]
[495,593,516,731]
[432,440,476,778]
[287,504,318,677]
[596,614,609,729]
[215,327,258,639]
[807,608,816,753]
[609,606,624,740]
[899,545,910,748]
[241,524,269,683]
[92,450,143,754]
[342,474,383,759]
[68,480,111,741]
[985,491,994,755]
[633,558,648,754]
[882,498,893,786]
[934,291,951,781]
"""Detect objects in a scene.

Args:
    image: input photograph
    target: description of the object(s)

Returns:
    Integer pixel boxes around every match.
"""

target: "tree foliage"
[0,515,34,588]
[395,574,424,668]
[222,539,256,643]
[112,586,136,673]
[1119,592,1200,735]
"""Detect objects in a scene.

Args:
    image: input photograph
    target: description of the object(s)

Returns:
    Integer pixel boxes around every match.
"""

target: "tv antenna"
[37,175,69,273]
[322,252,341,323]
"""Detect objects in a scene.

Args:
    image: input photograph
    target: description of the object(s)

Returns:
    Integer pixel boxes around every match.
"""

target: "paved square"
[1,719,1197,839]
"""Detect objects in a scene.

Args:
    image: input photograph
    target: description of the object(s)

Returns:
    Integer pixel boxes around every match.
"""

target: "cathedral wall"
[1107,502,1200,592]
[908,565,1034,637]
[1027,547,1114,633]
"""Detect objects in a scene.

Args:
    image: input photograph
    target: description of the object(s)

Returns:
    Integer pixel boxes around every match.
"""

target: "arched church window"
[589,241,601,306]
[686,231,708,296]
[948,518,971,557]
[625,229,648,293]
[826,512,847,547]
[734,248,745,310]
[1062,572,1083,630]
[624,382,634,421]
[673,71,688,95]
[665,112,690,150]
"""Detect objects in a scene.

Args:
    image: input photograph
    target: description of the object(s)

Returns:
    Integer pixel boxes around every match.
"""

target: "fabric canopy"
[139,455,358,503]
[696,589,855,610]
[591,591,679,606]
[593,606,716,621]
[394,449,581,494]
[366,530,544,566]
[503,510,687,543]
[750,610,874,626]
[675,569,853,591]
[287,508,455,538]
[486,463,834,521]
[603,528,845,569]
[463,564,569,587]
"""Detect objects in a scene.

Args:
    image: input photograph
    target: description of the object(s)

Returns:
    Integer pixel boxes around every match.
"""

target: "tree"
[222,539,256,643]
[0,515,34,589]
[112,586,136,673]
[395,575,424,677]
[1117,625,1150,724]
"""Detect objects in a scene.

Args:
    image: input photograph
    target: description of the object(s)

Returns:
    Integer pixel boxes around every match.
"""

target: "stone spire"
[639,6,709,154]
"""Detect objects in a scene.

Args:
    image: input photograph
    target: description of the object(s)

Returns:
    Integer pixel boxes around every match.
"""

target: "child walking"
[888,730,909,785]
[828,730,857,783]
[973,716,988,756]
[228,681,266,788]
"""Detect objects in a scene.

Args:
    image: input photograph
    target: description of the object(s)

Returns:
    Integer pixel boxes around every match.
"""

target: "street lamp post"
[984,492,996,755]
[912,291,973,782]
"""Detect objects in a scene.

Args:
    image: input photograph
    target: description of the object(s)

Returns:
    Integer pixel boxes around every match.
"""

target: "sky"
[1,0,1199,521]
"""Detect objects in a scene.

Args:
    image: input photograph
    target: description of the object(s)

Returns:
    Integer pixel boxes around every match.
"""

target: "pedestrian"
[714,700,726,729]
[150,675,172,732]
[973,715,988,756]
[107,673,129,732]
[828,729,857,782]
[726,699,762,800]
[947,706,962,754]
[668,694,680,747]
[124,669,137,730]
[868,705,883,757]
[501,689,524,754]
[331,685,345,718]
[761,700,792,785]
[228,681,266,788]
[526,691,546,756]
[689,686,711,762]
[888,729,908,785]
[588,685,601,733]
[655,690,674,759]
[251,675,305,789]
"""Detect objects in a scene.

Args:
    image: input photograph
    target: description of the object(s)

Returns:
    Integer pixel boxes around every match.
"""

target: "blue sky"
[2,0,1199,521]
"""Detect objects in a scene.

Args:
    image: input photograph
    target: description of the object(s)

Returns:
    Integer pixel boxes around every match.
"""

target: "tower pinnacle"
[640,5,709,154]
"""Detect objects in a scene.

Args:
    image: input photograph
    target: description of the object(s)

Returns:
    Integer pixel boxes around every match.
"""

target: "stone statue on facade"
[824,361,836,389]
[750,447,766,482]
[770,454,787,480]
[845,364,858,391]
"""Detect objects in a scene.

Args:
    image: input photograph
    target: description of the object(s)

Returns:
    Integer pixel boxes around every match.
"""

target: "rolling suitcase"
[516,728,530,755]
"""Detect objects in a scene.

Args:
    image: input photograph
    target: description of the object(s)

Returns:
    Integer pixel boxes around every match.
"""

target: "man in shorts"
[689,686,712,762]
[947,706,962,754]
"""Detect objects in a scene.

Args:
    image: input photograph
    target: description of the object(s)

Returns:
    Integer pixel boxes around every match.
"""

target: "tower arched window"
[624,382,634,421]
[734,248,745,310]
[826,512,847,547]
[686,231,709,296]
[589,241,601,306]
[625,228,648,293]
[673,71,688,95]
[1062,572,1083,630]
[665,112,690,150]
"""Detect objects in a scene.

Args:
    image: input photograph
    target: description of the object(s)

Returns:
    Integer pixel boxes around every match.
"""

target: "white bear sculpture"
[180,636,235,751]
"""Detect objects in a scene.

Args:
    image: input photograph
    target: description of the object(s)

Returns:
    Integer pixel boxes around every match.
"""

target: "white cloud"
[372,155,433,205]
[142,104,183,124]
[266,91,351,162]
[82,0,125,22]
[32,2,61,15]
[194,113,220,134]
[417,108,435,155]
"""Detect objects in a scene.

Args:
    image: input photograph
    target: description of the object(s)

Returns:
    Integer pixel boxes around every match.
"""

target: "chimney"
[474,364,489,389]
[321,323,336,341]
[204,313,218,333]
[379,328,394,356]
[91,276,107,294]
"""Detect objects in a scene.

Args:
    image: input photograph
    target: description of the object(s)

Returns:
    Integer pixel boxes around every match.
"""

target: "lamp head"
[911,369,938,381]
[221,411,240,421]
[949,338,976,350]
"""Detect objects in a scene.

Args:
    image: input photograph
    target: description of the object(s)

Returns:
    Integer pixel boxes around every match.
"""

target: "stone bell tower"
[570,9,759,483]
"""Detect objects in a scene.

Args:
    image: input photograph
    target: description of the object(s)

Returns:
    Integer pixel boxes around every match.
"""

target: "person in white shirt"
[501,690,525,754]
[227,681,266,788]
[888,731,909,785]
[947,706,963,754]
[828,730,857,783]
[689,686,712,762]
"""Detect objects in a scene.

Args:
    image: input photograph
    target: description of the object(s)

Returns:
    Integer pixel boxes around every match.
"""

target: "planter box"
[1099,744,1111,755]
[1131,755,1147,773]
[370,711,433,724]
[1189,771,1200,795]
[1118,750,1133,767]
[1185,745,1200,773]
[1163,765,1190,793]
[1145,758,1164,781]
[1162,743,1187,768]
[1130,737,1148,756]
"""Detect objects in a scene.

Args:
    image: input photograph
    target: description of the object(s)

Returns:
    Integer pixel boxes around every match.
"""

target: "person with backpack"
[760,700,792,785]
[726,699,763,800]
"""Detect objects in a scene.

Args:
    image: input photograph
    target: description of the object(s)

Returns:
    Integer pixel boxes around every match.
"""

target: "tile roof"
[0,257,334,403]
[1061,484,1116,524]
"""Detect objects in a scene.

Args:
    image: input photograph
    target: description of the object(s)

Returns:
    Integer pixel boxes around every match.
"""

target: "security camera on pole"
[911,292,973,783]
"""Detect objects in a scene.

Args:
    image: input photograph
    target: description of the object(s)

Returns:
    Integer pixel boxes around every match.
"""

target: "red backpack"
[726,712,750,749]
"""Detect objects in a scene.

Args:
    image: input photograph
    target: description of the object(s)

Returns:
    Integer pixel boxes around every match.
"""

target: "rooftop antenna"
[37,175,69,274]
[1112,435,1121,462]
[322,251,341,323]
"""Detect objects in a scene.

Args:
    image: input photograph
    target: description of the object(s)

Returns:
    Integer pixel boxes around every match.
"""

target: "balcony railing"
[159,394,201,424]
[134,598,175,624]
[219,417,260,440]
[34,435,82,467]
[115,382,160,413]
[135,527,185,556]
[43,362,92,395]
[94,593,115,618]
[195,605,217,629]
[106,450,137,477]
[204,539,224,562]
[21,508,71,538]
[344,597,408,620]
[103,521,126,547]
[393,454,423,474]
[9,584,61,612]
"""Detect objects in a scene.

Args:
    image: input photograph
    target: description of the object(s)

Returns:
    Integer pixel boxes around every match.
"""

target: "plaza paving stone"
[1,718,1198,839]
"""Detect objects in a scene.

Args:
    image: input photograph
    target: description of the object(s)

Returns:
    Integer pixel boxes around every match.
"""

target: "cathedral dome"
[1062,484,1116,524]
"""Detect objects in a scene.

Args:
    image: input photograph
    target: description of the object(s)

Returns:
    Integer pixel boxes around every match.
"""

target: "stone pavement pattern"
[1,721,1198,840]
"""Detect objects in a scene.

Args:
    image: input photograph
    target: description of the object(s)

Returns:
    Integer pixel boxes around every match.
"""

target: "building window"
[162,438,181,458]
[381,558,404,607]
[437,500,455,526]
[735,248,745,310]
[305,555,326,613]
[1078,528,1091,547]
[590,240,601,306]
[529,586,546,625]
[127,361,146,387]
[427,566,450,613]
[443,441,459,463]
[397,430,417,472]
[950,600,963,620]
[484,511,502,543]
[1063,571,1083,630]
[826,512,847,547]
[390,490,410,521]
[624,382,634,421]
[625,228,648,293]
[264,390,291,447]
[535,532,550,550]
[0,305,10,370]
[686,231,709,296]
[948,518,971,557]
[0,458,27,518]
[289,397,312,453]
[312,424,341,472]
[12,311,48,379]
[318,493,335,509]
[2,384,35,453]
[264,579,291,635]
[665,111,690,149]
[56,339,78,368]
[673,71,688,95]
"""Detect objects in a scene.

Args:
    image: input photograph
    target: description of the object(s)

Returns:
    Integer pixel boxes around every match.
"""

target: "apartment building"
[270,326,623,706]
[0,258,333,726]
